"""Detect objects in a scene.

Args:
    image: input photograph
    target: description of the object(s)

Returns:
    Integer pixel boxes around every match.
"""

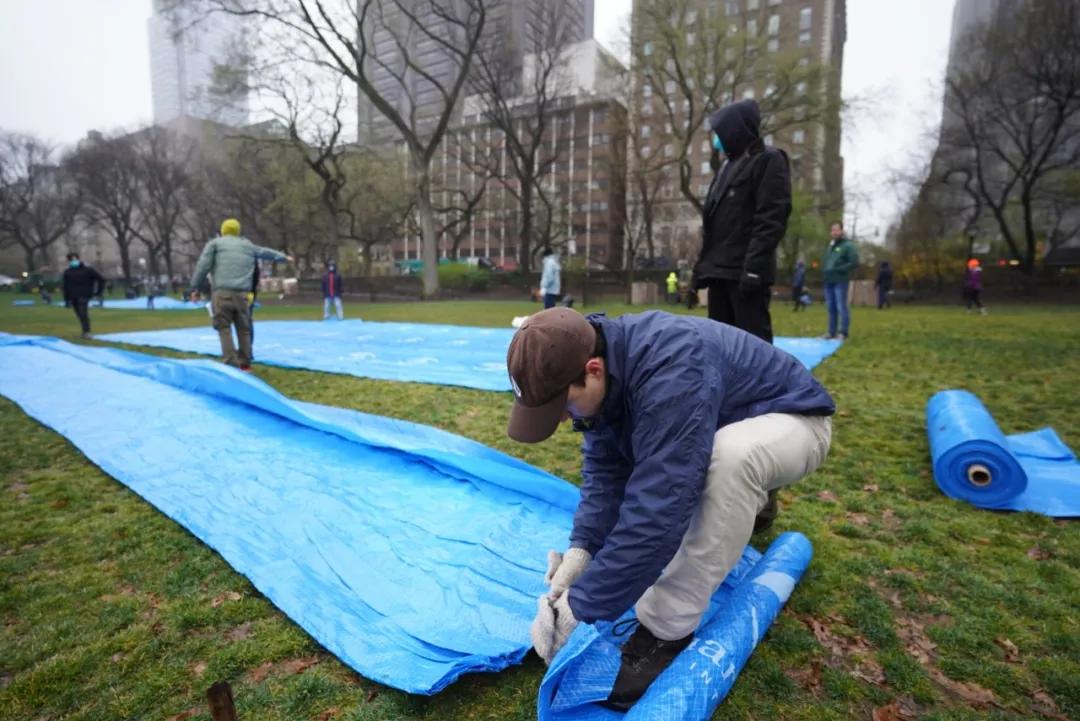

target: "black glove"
[738,272,765,297]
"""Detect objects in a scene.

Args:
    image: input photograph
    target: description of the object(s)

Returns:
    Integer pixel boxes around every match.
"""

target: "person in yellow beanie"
[190,218,293,370]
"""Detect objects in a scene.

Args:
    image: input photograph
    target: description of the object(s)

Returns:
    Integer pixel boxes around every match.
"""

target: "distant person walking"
[821,221,859,339]
[322,261,344,320]
[540,248,561,309]
[791,260,807,312]
[666,271,679,304]
[875,261,893,309]
[963,258,986,314]
[62,252,105,339]
[190,218,292,370]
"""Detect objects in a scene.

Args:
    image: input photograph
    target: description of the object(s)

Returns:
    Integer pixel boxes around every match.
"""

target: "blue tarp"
[927,390,1080,517]
[0,333,576,693]
[101,320,842,392]
[100,297,207,310]
[538,533,813,720]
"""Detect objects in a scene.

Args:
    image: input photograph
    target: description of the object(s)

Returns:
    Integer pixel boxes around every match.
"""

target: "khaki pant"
[635,413,832,640]
[211,290,253,367]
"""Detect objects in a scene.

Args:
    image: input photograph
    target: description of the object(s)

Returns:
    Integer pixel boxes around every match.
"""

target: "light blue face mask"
[711,132,724,153]
[69,260,80,268]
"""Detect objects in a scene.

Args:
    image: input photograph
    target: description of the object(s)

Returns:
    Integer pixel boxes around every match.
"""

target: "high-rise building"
[628,0,846,263]
[357,0,595,146]
[148,0,249,126]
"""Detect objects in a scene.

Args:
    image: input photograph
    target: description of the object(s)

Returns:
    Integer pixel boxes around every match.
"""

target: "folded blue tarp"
[101,320,842,392]
[538,533,813,720]
[12,299,36,306]
[100,297,207,310]
[927,390,1080,517]
[0,333,576,693]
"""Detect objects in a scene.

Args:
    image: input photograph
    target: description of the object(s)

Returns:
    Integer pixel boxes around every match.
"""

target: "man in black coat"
[694,99,792,344]
[62,252,105,339]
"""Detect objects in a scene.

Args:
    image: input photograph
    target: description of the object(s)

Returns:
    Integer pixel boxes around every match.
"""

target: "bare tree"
[131,127,196,280]
[631,0,840,214]
[65,132,143,284]
[938,0,1080,274]
[191,0,490,297]
[469,0,574,272]
[0,133,81,272]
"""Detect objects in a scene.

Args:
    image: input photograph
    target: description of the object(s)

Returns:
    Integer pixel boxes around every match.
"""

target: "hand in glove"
[544,547,591,599]
[738,271,765,297]
[530,591,578,665]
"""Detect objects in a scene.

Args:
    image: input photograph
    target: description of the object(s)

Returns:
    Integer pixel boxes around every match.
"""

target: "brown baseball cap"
[506,308,597,443]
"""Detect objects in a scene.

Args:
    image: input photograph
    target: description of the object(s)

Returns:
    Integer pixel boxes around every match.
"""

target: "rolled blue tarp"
[537,532,813,721]
[927,390,1080,517]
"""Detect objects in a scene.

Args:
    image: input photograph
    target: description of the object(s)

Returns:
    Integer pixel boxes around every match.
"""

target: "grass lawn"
[1,296,1078,721]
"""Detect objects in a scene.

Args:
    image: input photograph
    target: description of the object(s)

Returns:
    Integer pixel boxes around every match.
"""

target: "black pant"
[71,298,91,333]
[792,285,805,312]
[706,279,773,343]
[963,288,983,309]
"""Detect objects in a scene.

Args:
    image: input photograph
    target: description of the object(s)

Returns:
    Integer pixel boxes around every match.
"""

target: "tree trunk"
[519,181,534,274]
[118,238,133,284]
[414,167,439,299]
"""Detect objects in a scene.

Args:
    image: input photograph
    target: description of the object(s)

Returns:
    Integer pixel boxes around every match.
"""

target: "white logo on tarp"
[510,375,523,398]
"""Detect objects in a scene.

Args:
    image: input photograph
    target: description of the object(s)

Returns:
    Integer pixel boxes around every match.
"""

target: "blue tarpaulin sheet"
[927,390,1080,517]
[0,333,577,693]
[538,533,813,720]
[100,297,207,310]
[101,320,842,392]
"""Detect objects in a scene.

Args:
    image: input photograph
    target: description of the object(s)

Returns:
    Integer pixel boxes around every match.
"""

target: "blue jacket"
[566,311,835,624]
[540,254,561,295]
[322,269,343,298]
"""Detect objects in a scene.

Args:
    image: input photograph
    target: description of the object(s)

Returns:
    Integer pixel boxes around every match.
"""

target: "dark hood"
[707,99,761,158]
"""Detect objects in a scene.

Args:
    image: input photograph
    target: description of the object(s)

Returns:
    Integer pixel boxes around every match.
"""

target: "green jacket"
[822,236,859,284]
[191,235,287,292]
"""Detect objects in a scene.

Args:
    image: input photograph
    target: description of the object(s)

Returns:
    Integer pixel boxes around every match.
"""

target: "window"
[665,79,676,94]
[796,81,808,96]
[701,139,710,153]
[641,101,652,116]
[644,41,654,56]
[767,14,780,35]
[747,19,757,36]
[800,7,812,30]
[687,32,695,46]
[768,0,782,5]
[748,0,760,9]
[794,105,806,120]
[765,83,776,97]
[641,144,651,156]
[725,1,739,16]
[664,143,674,157]
[643,82,652,97]
[687,10,697,23]
[799,30,811,46]
[664,122,672,134]
[699,183,711,195]
[768,38,779,52]
[701,161,711,174]
[641,125,651,138]
[683,98,691,113]
[742,87,755,99]
[793,129,805,144]
[765,133,774,145]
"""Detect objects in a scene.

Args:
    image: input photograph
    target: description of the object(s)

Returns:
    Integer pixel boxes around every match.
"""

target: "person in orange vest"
[963,258,986,314]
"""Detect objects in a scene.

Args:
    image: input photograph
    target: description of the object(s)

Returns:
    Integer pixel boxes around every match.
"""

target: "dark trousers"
[706,279,773,343]
[543,293,559,309]
[71,298,91,333]
[792,285,805,312]
[878,287,891,309]
[963,288,983,309]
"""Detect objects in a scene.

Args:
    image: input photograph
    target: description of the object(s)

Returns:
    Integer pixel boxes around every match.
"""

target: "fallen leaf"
[881,508,901,529]
[853,659,886,686]
[1027,547,1051,561]
[994,637,1020,662]
[785,658,822,694]
[1031,689,1069,720]
[929,669,997,706]
[817,490,839,503]
[365,689,379,703]
[281,656,320,675]
[164,707,201,721]
[248,661,274,684]
[872,702,902,721]
[211,591,243,608]
[227,622,253,641]
[191,661,208,677]
[110,652,124,663]
[862,483,880,492]
[317,708,340,721]
[846,512,870,526]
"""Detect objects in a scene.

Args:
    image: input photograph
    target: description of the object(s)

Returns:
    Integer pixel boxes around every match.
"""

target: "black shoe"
[753,489,779,535]
[603,622,694,711]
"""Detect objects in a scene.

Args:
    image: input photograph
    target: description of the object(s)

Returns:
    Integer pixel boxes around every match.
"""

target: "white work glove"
[544,547,592,599]
[530,591,578,665]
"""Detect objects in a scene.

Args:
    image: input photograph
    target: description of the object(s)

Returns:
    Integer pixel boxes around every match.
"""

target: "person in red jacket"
[322,261,344,320]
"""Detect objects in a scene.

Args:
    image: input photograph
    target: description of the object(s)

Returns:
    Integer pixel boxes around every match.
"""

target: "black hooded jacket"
[695,100,792,286]
[62,262,105,303]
